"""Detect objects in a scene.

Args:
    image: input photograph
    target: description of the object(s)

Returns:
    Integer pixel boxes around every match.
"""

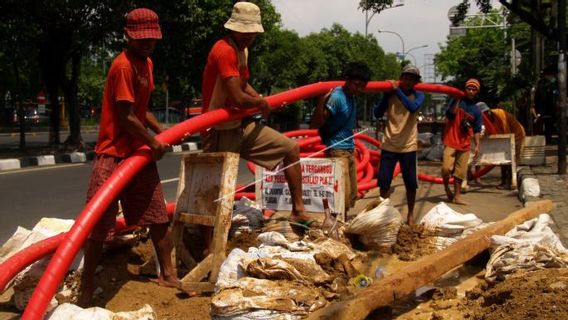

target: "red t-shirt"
[202,36,250,115]
[95,51,154,157]
[443,108,474,151]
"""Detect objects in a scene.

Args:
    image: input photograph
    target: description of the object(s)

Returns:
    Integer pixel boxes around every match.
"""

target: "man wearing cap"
[311,61,372,213]
[201,2,311,227]
[442,78,482,205]
[79,8,179,307]
[478,103,526,189]
[373,65,425,224]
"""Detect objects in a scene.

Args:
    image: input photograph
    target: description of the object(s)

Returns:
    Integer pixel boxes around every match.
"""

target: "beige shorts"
[442,146,470,181]
[202,119,297,170]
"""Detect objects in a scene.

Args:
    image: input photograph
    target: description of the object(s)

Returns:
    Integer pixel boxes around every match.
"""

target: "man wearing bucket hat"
[373,64,425,224]
[79,8,179,307]
[441,78,482,205]
[201,2,312,231]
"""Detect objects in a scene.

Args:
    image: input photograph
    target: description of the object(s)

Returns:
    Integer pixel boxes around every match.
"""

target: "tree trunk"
[12,61,26,150]
[63,53,83,149]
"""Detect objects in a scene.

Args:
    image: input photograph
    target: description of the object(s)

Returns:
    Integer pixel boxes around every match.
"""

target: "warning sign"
[255,158,346,215]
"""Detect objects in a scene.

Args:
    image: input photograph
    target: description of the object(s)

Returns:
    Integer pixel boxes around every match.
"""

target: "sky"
[271,0,501,81]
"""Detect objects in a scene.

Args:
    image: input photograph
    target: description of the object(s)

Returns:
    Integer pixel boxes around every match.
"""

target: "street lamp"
[403,44,429,65]
[364,2,404,38]
[377,29,405,57]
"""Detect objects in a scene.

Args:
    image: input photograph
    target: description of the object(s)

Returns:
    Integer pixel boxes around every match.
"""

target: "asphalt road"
[0,152,255,245]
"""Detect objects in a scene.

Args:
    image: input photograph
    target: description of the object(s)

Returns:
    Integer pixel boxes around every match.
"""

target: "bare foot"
[453,198,469,205]
[407,215,415,225]
[150,277,181,288]
[445,187,454,201]
[289,211,312,223]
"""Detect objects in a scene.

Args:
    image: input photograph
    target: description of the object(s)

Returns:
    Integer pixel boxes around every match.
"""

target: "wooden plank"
[308,200,554,320]
[181,254,214,283]
[177,212,216,226]
[209,152,239,282]
[179,282,216,294]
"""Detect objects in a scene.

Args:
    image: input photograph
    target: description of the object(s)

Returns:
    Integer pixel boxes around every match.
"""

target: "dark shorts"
[86,155,169,241]
[378,150,418,192]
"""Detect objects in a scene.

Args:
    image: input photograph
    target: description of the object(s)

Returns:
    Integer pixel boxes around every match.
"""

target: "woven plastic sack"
[345,198,402,249]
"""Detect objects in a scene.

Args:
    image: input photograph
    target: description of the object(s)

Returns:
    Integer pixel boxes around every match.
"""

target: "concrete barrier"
[0,159,21,171]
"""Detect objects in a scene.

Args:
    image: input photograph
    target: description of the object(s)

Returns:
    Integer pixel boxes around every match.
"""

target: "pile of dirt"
[393,223,437,261]
[226,230,259,254]
[460,268,568,320]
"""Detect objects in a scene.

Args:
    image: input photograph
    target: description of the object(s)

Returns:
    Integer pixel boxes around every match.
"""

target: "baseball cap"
[125,8,162,40]
[401,65,421,78]
[224,2,264,33]
[476,102,490,113]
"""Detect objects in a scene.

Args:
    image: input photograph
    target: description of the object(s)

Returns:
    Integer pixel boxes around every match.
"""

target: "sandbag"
[485,213,568,282]
[417,202,486,251]
[47,303,155,320]
[345,198,402,249]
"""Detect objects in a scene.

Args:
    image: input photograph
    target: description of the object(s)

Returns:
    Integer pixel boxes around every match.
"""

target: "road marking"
[161,177,179,184]
[0,163,85,175]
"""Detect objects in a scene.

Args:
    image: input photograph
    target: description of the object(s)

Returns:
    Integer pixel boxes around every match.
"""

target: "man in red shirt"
[442,79,482,205]
[202,2,311,228]
[79,8,178,307]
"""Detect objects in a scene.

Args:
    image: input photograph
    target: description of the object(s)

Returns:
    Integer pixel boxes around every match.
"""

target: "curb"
[0,142,200,172]
[517,166,542,206]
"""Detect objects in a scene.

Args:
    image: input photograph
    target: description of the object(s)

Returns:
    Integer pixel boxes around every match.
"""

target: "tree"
[435,10,534,107]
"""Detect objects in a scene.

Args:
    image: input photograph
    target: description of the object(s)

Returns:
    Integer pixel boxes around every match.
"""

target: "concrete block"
[37,155,56,166]
[69,152,87,163]
[181,142,198,151]
[0,159,21,171]
[19,157,38,167]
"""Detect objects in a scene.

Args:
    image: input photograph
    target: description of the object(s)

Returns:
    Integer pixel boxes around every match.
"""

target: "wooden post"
[308,200,554,320]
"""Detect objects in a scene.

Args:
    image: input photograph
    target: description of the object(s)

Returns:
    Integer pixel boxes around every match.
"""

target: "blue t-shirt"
[445,98,483,133]
[320,86,356,150]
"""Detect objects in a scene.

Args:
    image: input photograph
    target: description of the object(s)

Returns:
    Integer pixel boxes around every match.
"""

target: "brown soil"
[393,223,437,261]
[460,268,568,320]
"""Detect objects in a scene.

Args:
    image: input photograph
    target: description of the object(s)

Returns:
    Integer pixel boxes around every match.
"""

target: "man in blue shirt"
[373,65,425,224]
[311,61,371,212]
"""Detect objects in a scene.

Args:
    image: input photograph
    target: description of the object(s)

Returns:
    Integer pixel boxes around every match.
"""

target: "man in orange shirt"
[201,2,311,230]
[79,8,178,307]
[442,79,482,205]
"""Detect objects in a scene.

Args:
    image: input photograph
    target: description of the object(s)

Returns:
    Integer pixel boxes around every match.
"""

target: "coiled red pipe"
[20,81,465,318]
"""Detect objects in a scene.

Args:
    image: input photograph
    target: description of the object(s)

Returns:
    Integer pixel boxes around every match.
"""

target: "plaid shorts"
[86,155,169,241]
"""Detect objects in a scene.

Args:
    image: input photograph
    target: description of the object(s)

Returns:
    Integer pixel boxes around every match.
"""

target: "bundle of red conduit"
[0,80,496,319]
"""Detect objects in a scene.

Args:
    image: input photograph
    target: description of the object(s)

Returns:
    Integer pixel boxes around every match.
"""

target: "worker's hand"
[473,144,480,161]
[258,96,271,119]
[387,80,398,90]
[150,140,170,161]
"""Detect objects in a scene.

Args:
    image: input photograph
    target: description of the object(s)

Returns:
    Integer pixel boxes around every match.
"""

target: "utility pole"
[557,0,567,174]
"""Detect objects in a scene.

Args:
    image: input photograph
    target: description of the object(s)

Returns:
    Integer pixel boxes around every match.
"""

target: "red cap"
[125,8,162,40]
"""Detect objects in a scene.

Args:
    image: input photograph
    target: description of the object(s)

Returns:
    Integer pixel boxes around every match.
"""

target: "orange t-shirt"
[95,51,155,157]
[491,108,526,141]
[443,108,475,151]
[202,36,250,129]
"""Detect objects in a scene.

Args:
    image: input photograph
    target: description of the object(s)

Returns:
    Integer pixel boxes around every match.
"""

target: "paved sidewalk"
[531,155,568,246]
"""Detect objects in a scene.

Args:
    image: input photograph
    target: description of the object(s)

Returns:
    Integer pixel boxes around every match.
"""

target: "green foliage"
[435,10,533,106]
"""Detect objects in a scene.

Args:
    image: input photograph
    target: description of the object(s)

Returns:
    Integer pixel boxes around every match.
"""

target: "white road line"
[0,163,85,175]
